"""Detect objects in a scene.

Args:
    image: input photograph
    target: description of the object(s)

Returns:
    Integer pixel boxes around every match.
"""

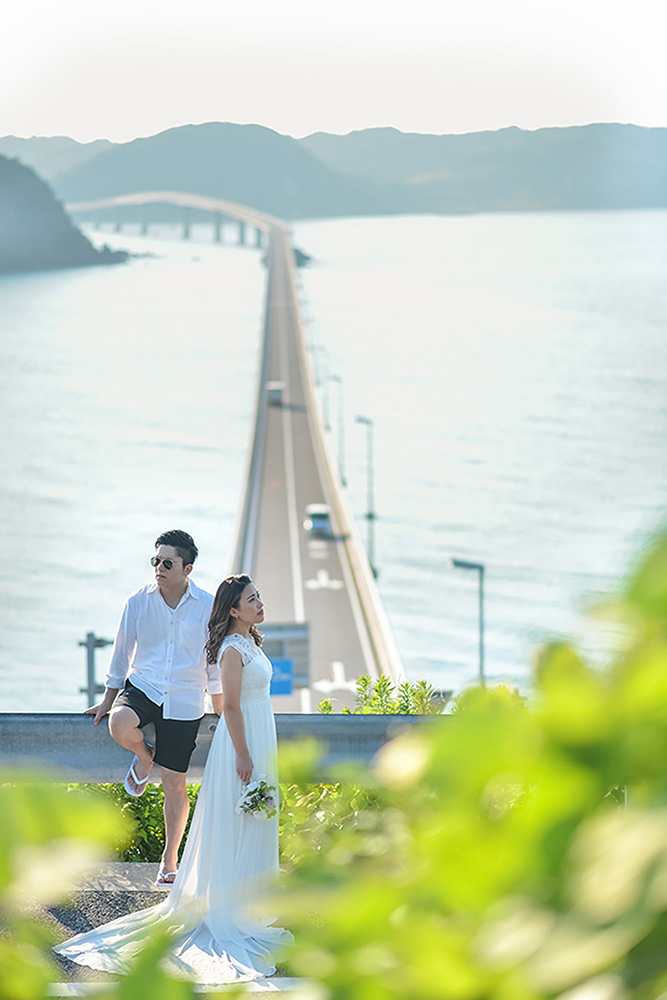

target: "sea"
[1,210,666,712]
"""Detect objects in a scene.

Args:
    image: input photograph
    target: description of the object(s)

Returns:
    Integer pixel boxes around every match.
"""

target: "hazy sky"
[2,0,663,143]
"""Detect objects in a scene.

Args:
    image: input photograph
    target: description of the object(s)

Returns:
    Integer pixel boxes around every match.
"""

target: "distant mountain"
[51,122,400,219]
[0,135,114,182]
[299,124,667,212]
[0,154,127,274]
[6,122,665,221]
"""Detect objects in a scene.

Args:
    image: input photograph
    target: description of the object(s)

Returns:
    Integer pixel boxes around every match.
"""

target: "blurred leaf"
[625,530,667,619]
[0,940,52,1000]
[278,738,323,785]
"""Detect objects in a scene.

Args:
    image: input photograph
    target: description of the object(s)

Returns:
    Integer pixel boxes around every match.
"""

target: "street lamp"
[355,415,377,578]
[330,374,346,486]
[312,345,330,429]
[452,558,485,685]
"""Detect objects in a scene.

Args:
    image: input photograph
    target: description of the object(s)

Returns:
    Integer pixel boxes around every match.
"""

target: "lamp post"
[330,374,346,486]
[452,558,485,685]
[355,415,377,578]
[312,345,330,429]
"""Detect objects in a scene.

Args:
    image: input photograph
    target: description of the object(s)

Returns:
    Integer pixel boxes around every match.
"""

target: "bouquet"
[235,774,277,820]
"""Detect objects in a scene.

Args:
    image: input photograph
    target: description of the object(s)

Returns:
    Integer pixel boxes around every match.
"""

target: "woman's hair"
[205,574,263,665]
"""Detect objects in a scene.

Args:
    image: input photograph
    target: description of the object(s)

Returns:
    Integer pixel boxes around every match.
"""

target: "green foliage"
[279,779,382,875]
[319,674,445,715]
[66,782,201,862]
[449,682,527,713]
[280,530,667,999]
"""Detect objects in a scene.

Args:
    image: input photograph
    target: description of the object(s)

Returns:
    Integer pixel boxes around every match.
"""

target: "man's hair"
[154,529,198,567]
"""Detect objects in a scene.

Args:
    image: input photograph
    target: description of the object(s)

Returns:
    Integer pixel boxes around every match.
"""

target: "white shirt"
[105,580,222,720]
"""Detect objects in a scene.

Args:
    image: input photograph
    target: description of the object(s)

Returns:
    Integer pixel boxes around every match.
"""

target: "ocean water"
[1,211,666,711]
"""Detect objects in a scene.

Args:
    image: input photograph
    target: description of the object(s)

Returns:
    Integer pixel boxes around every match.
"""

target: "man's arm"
[210,692,223,716]
[85,598,137,724]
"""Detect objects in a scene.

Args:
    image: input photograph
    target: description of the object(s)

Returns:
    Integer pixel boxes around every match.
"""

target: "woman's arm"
[221,646,253,783]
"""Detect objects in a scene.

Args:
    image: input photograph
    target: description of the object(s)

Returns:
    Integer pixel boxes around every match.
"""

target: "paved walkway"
[48,864,314,995]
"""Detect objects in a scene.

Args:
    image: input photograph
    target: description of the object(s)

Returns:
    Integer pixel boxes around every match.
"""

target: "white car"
[303,503,332,537]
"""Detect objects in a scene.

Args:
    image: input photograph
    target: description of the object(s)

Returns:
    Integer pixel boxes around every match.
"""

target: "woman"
[55,575,292,984]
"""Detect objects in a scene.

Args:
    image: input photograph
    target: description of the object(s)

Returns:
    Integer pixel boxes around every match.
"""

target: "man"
[86,529,222,887]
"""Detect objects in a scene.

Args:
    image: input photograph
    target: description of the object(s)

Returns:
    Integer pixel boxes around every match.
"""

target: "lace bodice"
[220,633,272,703]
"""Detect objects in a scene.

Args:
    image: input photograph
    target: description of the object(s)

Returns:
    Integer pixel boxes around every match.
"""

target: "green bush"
[319,674,445,715]
[66,782,201,862]
[65,774,379,871]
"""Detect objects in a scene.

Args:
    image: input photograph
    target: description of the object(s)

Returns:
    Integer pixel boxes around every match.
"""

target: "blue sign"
[270,658,294,696]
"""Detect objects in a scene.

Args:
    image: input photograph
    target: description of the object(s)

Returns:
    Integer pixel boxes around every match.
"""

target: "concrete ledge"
[0,713,440,782]
[50,981,316,995]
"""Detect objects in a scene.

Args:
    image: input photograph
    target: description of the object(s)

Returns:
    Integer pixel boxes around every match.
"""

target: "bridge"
[66,190,287,246]
[67,191,405,712]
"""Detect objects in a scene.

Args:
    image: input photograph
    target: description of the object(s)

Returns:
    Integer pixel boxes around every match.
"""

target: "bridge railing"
[0,713,442,782]
[283,234,406,685]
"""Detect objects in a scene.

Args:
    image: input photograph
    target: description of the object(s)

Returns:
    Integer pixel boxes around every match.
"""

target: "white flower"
[234,776,277,821]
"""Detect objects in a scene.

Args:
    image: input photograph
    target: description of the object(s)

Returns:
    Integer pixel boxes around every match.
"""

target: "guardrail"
[0,713,442,782]
[283,235,405,685]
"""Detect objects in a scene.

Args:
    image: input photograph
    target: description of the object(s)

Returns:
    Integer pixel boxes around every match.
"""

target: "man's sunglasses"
[151,556,176,570]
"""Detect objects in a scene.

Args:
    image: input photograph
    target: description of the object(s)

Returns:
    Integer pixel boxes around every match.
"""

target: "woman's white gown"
[55,633,293,984]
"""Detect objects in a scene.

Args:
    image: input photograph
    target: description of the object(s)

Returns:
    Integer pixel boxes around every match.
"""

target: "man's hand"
[84,689,119,725]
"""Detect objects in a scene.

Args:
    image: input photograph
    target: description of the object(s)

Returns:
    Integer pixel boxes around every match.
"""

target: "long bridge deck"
[68,194,405,710]
[235,227,404,711]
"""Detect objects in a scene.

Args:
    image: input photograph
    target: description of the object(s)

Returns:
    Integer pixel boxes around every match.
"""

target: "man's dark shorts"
[114,679,201,774]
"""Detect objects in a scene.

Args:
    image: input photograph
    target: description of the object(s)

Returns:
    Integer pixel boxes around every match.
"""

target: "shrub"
[319,675,445,715]
[66,781,201,862]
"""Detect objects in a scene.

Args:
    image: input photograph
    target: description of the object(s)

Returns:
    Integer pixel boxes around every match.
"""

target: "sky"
[1,0,664,143]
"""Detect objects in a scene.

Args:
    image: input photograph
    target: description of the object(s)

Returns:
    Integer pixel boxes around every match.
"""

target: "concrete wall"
[0,713,442,782]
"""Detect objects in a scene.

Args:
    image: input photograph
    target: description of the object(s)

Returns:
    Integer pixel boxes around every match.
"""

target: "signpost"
[79,632,113,705]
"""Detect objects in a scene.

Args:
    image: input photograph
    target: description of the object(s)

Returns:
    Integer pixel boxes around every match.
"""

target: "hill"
[299,124,667,212]
[4,122,665,220]
[51,122,400,219]
[0,154,127,275]
[0,135,114,182]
